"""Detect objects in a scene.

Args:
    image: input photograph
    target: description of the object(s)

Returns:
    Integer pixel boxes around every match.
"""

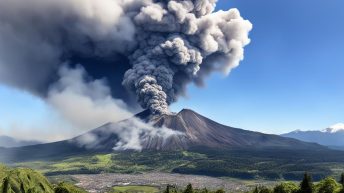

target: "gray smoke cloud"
[122,2,252,114]
[47,65,133,130]
[0,0,252,116]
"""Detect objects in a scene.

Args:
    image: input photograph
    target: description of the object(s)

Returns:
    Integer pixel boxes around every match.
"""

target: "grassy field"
[14,151,202,175]
[10,149,344,181]
[111,185,160,193]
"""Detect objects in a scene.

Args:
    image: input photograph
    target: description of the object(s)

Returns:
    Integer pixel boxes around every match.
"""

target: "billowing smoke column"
[0,0,252,116]
[123,1,252,114]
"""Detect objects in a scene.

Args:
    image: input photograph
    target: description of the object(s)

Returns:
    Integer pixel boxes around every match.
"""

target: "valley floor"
[11,150,344,181]
[65,172,274,193]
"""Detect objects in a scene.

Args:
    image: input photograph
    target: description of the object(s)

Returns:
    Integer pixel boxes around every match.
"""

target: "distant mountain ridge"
[0,135,41,148]
[0,109,326,162]
[282,123,344,147]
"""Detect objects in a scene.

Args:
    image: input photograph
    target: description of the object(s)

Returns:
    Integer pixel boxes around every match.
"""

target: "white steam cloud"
[73,117,184,151]
[111,118,184,151]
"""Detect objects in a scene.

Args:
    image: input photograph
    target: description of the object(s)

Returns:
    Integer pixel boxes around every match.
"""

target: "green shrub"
[214,189,225,193]
[340,173,344,187]
[252,186,272,193]
[315,177,340,193]
[184,184,194,193]
[273,182,298,193]
[54,182,87,193]
[164,184,179,193]
[0,167,54,193]
[0,165,86,193]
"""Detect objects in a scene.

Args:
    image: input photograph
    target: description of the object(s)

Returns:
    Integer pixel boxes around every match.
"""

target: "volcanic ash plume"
[122,1,252,114]
[0,0,252,117]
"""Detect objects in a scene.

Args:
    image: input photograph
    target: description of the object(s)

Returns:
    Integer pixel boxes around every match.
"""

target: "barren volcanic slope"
[0,109,324,163]
[144,109,322,150]
[131,109,323,150]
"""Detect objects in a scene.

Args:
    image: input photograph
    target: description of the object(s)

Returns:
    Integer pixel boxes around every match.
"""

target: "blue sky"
[172,0,344,133]
[0,85,77,141]
[1,0,344,139]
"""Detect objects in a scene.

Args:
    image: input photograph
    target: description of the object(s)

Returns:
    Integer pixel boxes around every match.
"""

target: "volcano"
[132,109,322,150]
[0,109,325,163]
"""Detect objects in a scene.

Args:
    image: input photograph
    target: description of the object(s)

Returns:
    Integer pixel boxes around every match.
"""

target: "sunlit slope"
[0,165,86,193]
[0,166,54,193]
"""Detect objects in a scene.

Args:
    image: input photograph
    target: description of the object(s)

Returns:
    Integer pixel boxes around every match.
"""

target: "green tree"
[184,184,194,193]
[215,189,225,193]
[164,185,171,193]
[164,184,178,193]
[253,186,259,193]
[340,173,344,187]
[54,182,87,193]
[252,186,271,193]
[259,186,272,193]
[339,174,344,193]
[316,177,339,193]
[299,173,313,193]
[273,182,298,193]
[200,188,209,193]
[2,177,10,193]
